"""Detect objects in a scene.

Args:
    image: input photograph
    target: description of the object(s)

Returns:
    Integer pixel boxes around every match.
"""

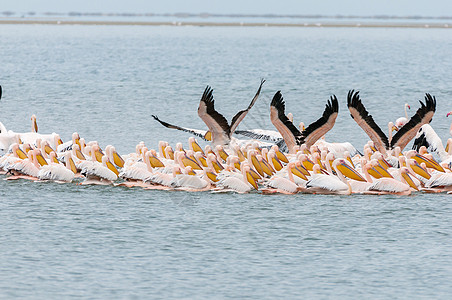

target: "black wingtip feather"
[347,90,390,149]
[270,91,284,110]
[201,86,214,105]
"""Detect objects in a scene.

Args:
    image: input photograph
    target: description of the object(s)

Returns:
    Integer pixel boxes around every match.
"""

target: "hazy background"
[4,0,452,16]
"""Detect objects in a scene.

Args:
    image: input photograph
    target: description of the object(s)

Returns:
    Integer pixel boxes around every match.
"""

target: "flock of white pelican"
[1,82,452,195]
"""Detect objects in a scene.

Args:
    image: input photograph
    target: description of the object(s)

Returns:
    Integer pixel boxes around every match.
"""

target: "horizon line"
[2,11,452,20]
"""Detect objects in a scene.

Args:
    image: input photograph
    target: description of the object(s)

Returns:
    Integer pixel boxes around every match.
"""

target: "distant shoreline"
[0,19,451,28]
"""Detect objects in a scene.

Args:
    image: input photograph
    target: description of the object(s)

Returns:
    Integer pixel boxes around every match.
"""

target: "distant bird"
[394,103,411,129]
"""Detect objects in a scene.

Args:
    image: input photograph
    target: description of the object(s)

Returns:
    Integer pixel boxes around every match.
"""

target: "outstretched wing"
[301,95,339,148]
[197,86,231,145]
[234,129,282,142]
[229,79,265,133]
[391,93,436,150]
[269,91,303,153]
[347,90,389,153]
[151,115,209,141]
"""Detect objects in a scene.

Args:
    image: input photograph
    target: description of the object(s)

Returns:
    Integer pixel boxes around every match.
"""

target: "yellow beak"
[374,164,393,178]
[251,155,265,177]
[276,150,289,163]
[35,152,48,166]
[218,149,229,162]
[271,156,283,172]
[291,166,308,181]
[379,157,391,169]
[149,155,165,168]
[246,171,259,190]
[302,158,314,171]
[167,148,175,160]
[413,154,445,173]
[206,171,218,182]
[44,144,54,156]
[336,162,366,182]
[197,155,209,168]
[249,168,262,181]
[69,157,78,174]
[106,160,119,176]
[236,149,246,162]
[75,149,86,160]
[113,151,125,168]
[94,149,104,163]
[401,172,419,191]
[346,156,355,168]
[212,160,224,173]
[191,141,205,154]
[33,119,38,133]
[204,131,212,141]
[16,147,28,159]
[160,146,167,159]
[368,167,383,179]
[181,156,201,170]
[260,159,275,176]
[410,161,431,180]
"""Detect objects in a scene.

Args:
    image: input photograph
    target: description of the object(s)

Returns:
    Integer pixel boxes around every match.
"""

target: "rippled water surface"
[1,24,452,299]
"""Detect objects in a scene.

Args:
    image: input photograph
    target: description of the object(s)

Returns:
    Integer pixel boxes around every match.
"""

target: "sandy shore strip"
[0,19,451,28]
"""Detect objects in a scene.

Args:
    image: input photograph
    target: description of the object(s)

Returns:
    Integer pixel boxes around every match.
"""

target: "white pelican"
[412,124,452,166]
[269,91,338,154]
[261,162,302,194]
[215,164,258,193]
[305,159,366,195]
[170,166,211,191]
[57,132,81,153]
[359,163,417,195]
[197,79,265,146]
[347,90,436,154]
[423,171,452,192]
[37,151,76,182]
[5,149,41,180]
[0,143,26,173]
[79,145,118,185]
[105,145,125,169]
[30,114,38,133]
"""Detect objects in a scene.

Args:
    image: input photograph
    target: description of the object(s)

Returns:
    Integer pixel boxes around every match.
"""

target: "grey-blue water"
[1,24,451,299]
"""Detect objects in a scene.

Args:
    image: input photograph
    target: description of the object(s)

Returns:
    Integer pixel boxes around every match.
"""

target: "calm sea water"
[0,24,451,299]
